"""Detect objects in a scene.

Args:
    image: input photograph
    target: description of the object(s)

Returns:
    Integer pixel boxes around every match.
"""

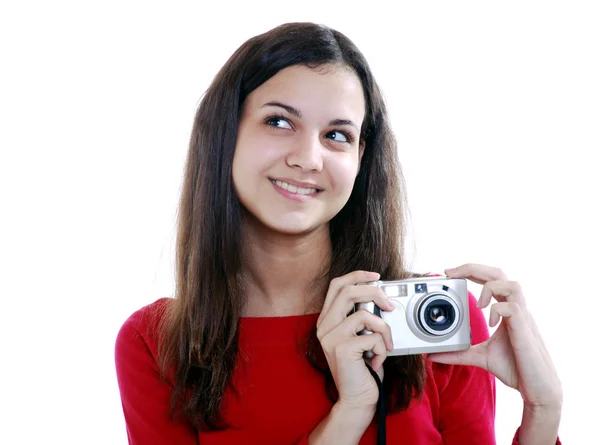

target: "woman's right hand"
[316,270,395,411]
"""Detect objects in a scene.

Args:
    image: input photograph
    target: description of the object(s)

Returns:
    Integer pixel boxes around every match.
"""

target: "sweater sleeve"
[115,307,198,445]
[435,291,497,444]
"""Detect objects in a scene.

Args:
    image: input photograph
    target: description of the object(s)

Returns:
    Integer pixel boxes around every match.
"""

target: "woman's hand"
[310,270,394,444]
[316,270,394,410]
[427,264,562,424]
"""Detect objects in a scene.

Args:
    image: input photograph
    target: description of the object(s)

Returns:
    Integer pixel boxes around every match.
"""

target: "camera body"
[354,277,471,356]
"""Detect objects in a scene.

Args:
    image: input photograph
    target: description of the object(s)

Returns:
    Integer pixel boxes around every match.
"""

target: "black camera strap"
[366,364,387,445]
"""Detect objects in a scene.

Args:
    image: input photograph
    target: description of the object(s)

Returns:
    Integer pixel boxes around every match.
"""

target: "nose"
[285,133,323,172]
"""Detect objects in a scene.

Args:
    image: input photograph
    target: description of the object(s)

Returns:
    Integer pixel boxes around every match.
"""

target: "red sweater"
[115,295,556,444]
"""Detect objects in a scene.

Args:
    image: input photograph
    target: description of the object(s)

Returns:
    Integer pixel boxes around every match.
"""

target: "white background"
[1,1,598,444]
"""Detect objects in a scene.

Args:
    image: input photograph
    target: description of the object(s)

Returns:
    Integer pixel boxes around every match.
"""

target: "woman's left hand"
[427,263,562,410]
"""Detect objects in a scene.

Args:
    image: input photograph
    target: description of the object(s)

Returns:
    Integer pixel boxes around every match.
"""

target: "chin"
[258,215,331,237]
[268,221,324,236]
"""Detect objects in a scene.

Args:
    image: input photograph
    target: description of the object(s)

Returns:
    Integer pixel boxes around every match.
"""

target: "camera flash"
[384,284,408,297]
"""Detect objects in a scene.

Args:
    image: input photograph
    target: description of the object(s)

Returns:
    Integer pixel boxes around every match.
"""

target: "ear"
[356,139,366,176]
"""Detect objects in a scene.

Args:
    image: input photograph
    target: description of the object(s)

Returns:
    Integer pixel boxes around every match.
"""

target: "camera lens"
[418,294,459,336]
[425,300,454,330]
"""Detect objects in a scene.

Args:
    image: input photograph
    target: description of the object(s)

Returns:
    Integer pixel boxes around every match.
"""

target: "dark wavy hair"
[158,21,426,430]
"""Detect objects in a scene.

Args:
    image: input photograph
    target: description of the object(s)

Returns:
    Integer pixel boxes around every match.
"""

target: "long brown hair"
[158,22,425,431]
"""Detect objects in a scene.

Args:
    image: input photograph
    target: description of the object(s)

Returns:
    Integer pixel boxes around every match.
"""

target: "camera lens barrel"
[418,294,460,336]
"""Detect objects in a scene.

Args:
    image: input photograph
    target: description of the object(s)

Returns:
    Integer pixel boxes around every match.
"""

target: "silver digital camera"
[354,277,471,356]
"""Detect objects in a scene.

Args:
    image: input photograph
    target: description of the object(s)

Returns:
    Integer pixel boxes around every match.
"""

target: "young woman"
[115,22,562,444]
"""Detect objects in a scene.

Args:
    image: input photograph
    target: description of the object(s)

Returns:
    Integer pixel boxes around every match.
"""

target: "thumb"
[427,344,485,369]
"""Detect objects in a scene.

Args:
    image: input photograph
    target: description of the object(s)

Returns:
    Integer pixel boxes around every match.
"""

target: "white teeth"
[273,180,318,195]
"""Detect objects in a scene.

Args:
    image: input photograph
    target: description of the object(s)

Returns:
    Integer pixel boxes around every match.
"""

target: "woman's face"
[232,64,366,235]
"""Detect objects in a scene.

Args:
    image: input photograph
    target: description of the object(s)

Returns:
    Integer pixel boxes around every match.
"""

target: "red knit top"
[115,294,558,444]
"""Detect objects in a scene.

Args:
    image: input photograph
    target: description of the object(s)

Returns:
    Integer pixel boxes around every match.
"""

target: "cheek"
[231,148,245,188]
[327,155,361,192]
[232,139,279,190]
[232,147,256,197]
[235,132,287,171]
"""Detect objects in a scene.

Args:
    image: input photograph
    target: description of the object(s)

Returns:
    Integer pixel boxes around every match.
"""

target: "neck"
[240,218,331,317]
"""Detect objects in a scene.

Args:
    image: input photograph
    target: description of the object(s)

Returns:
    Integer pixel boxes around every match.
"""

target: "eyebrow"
[261,101,360,133]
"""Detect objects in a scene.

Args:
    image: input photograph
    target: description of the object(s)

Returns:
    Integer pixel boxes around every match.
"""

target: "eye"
[325,130,354,144]
[265,116,293,130]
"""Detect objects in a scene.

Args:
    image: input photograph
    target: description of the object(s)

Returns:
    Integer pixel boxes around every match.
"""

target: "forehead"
[244,64,366,122]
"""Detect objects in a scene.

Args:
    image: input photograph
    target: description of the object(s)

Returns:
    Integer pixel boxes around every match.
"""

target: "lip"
[271,181,319,202]
[269,177,323,191]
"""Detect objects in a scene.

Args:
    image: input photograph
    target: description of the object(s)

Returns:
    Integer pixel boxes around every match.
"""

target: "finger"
[488,302,544,370]
[334,333,388,372]
[427,343,487,369]
[444,263,508,285]
[328,309,394,351]
[488,302,560,397]
[318,284,394,338]
[318,271,380,326]
[478,280,526,309]
[488,301,532,336]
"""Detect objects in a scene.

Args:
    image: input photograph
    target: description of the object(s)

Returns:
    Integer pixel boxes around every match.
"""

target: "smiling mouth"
[269,179,322,195]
